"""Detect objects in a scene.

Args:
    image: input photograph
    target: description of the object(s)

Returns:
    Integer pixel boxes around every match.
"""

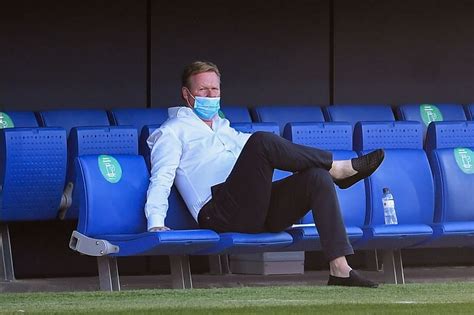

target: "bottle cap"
[383,188,389,194]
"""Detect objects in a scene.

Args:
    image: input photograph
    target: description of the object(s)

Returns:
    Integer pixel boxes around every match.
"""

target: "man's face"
[182,71,220,108]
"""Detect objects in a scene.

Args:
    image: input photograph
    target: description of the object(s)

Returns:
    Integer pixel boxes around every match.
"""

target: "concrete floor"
[1,265,473,293]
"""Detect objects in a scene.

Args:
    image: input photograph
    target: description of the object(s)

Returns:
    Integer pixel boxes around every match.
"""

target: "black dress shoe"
[334,149,385,189]
[328,270,379,288]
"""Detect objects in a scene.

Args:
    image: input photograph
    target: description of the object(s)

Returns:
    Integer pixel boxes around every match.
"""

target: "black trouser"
[198,132,354,261]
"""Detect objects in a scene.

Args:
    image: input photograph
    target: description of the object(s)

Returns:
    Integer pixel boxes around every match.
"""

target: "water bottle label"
[383,200,395,208]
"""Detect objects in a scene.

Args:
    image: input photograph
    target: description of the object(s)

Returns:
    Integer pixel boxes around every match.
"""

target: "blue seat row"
[68,120,473,290]
[1,105,473,287]
[69,122,293,290]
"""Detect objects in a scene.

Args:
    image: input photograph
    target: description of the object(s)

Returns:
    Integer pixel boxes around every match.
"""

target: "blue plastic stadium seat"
[1,128,67,221]
[138,123,293,256]
[70,154,220,290]
[1,127,67,280]
[108,108,169,134]
[422,121,474,247]
[353,121,434,250]
[37,109,110,137]
[323,104,395,128]
[63,126,139,219]
[139,120,294,256]
[0,111,38,128]
[465,104,474,120]
[74,155,217,251]
[220,106,252,123]
[282,122,365,250]
[395,104,467,141]
[251,105,325,135]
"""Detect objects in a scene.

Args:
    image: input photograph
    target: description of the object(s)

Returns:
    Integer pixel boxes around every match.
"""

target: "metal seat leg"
[0,223,15,282]
[169,255,193,289]
[382,249,405,284]
[97,256,120,291]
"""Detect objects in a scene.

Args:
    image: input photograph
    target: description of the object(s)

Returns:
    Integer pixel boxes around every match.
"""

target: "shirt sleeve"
[144,127,182,231]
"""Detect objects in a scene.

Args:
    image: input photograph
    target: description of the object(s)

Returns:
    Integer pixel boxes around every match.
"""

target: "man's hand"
[149,226,171,232]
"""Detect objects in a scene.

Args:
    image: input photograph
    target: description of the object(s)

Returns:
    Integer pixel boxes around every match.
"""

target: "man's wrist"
[147,214,166,231]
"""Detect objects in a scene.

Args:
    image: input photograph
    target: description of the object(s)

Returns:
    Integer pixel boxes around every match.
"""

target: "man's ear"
[181,86,187,100]
[181,87,191,107]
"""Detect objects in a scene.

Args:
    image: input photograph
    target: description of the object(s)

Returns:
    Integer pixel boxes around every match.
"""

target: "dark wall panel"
[334,0,474,104]
[0,0,147,111]
[151,0,329,108]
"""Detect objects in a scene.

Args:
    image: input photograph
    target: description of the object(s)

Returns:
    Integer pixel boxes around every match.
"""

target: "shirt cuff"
[147,213,166,231]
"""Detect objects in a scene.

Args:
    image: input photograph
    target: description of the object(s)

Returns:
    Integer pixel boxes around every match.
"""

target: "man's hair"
[181,61,221,88]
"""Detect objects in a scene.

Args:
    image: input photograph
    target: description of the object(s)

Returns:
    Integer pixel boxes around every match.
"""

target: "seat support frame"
[382,249,405,284]
[208,255,231,275]
[97,256,120,291]
[169,255,193,289]
[0,223,15,282]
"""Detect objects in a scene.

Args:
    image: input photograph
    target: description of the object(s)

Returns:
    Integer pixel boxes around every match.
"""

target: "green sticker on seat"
[454,148,474,174]
[420,104,443,126]
[0,112,14,129]
[98,155,122,183]
[218,109,225,119]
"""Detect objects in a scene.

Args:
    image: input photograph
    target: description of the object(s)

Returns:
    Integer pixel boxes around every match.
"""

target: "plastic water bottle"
[382,188,398,225]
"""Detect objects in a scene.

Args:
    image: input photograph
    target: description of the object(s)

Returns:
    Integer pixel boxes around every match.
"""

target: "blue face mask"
[192,95,220,120]
[185,87,221,120]
[194,96,220,120]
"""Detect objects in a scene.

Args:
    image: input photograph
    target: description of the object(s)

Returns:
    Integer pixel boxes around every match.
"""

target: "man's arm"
[145,128,182,231]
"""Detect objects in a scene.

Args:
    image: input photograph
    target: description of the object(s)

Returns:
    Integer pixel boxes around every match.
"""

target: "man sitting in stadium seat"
[145,61,383,288]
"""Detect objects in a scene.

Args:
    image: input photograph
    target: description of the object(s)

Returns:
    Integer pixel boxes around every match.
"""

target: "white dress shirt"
[145,106,251,231]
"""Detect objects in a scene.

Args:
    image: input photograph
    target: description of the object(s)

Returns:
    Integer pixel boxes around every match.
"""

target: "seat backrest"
[0,111,38,128]
[425,121,474,153]
[108,108,169,134]
[396,104,467,141]
[283,122,366,227]
[75,153,200,235]
[164,186,200,230]
[323,104,395,128]
[283,122,352,151]
[465,104,474,120]
[37,109,110,137]
[231,122,279,135]
[75,155,149,236]
[0,128,67,221]
[65,126,139,219]
[251,105,325,135]
[426,121,474,222]
[69,126,138,174]
[219,106,252,123]
[354,121,434,225]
